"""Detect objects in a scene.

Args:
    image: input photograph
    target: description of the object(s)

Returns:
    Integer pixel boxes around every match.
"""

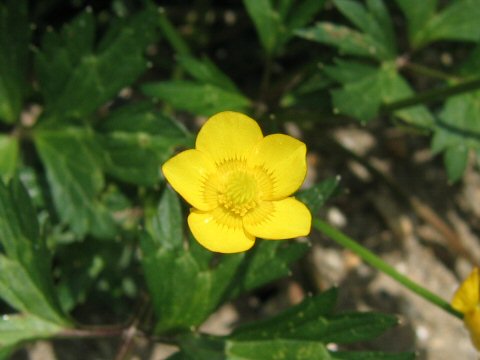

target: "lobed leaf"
[34,128,115,238]
[0,179,67,323]
[142,81,251,117]
[36,6,157,122]
[325,61,434,126]
[414,0,480,48]
[243,0,283,55]
[142,190,307,333]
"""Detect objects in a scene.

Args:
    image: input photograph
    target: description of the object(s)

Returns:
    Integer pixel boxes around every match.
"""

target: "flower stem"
[381,77,480,113]
[313,218,463,319]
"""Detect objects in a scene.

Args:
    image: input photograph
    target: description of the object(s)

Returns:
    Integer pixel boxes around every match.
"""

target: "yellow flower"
[162,111,311,253]
[452,267,480,351]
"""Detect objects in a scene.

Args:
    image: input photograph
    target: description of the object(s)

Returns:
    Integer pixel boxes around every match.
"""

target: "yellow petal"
[247,134,307,200]
[188,210,255,253]
[465,308,480,351]
[162,149,216,211]
[452,268,480,314]
[244,197,311,239]
[196,112,263,164]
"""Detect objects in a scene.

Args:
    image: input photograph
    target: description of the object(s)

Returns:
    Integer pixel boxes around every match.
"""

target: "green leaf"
[0,256,67,325]
[177,55,239,92]
[431,90,480,182]
[142,81,251,117]
[414,0,480,48]
[284,0,326,35]
[296,23,377,59]
[394,0,437,47]
[35,128,115,238]
[0,135,18,181]
[226,339,331,360]
[325,61,434,126]
[97,132,160,186]
[229,241,308,298]
[36,6,157,122]
[243,0,283,55]
[231,288,338,341]
[149,187,183,250]
[297,176,340,214]
[177,289,408,359]
[0,179,68,324]
[142,211,307,334]
[333,0,395,58]
[330,351,415,360]
[0,0,29,123]
[444,145,469,183]
[97,103,191,185]
[100,103,191,153]
[432,92,480,152]
[0,314,63,351]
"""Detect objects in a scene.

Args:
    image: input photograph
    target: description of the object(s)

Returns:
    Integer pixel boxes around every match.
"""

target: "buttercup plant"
[2,0,480,358]
[162,111,311,253]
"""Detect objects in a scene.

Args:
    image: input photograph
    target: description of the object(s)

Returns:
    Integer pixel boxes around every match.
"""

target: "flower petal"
[162,149,216,211]
[452,267,480,314]
[188,210,255,253]
[244,197,311,239]
[247,134,307,199]
[196,112,263,164]
[465,308,480,350]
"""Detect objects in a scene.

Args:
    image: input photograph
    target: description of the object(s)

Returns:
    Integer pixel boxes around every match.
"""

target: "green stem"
[381,77,480,113]
[313,218,463,320]
[402,61,459,82]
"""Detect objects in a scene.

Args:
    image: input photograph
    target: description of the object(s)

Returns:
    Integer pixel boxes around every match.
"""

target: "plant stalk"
[313,218,463,319]
[382,77,480,113]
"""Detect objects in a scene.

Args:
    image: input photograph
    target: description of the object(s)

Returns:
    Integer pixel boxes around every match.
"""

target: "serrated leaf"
[177,292,408,360]
[284,0,326,35]
[333,0,395,58]
[97,103,191,185]
[177,55,239,92]
[230,241,308,297]
[243,0,283,55]
[97,132,160,186]
[297,177,340,214]
[0,314,63,351]
[394,0,437,47]
[0,256,67,325]
[0,0,29,123]
[0,135,18,181]
[232,288,338,341]
[296,22,389,61]
[321,312,398,344]
[35,128,115,238]
[431,91,480,152]
[0,179,67,324]
[142,81,251,117]
[431,91,480,181]
[99,102,192,156]
[36,6,157,122]
[414,0,480,48]
[142,221,306,333]
[326,61,434,126]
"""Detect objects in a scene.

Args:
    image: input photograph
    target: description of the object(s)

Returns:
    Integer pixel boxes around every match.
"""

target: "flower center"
[218,171,258,217]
